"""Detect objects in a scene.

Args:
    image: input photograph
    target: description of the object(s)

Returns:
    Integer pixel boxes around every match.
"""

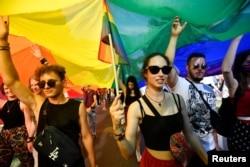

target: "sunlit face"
[30,78,42,95]
[145,55,169,89]
[39,72,64,98]
[3,85,16,98]
[187,57,206,82]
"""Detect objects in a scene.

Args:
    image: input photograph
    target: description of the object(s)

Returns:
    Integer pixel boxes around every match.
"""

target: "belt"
[237,116,250,121]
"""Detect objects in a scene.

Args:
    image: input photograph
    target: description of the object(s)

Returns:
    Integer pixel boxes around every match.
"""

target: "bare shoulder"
[19,100,28,108]
[0,99,6,109]
[127,99,142,118]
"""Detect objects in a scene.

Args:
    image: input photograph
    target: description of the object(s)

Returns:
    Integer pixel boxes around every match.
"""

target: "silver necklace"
[146,92,165,107]
[7,100,17,113]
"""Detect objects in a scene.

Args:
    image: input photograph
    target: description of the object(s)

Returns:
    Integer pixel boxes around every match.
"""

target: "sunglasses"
[193,63,207,70]
[145,65,172,75]
[38,79,58,89]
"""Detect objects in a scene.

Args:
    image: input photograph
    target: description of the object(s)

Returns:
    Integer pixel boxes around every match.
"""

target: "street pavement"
[84,102,140,167]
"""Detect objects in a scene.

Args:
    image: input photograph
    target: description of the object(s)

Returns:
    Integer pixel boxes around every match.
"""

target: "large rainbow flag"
[0,0,249,87]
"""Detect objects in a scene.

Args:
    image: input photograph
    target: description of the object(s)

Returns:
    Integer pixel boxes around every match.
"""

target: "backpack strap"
[185,78,214,111]
[36,99,49,135]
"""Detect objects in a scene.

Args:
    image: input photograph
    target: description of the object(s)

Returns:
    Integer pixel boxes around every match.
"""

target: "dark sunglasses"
[145,65,172,75]
[38,79,58,89]
[193,63,207,70]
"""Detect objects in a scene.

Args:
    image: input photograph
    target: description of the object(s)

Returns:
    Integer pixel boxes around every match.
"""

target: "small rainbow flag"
[98,0,130,65]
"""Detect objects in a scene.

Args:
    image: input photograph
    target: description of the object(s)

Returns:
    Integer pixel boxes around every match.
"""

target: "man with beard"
[165,17,219,167]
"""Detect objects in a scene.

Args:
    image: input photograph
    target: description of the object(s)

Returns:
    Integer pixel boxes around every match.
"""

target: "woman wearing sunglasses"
[110,53,207,167]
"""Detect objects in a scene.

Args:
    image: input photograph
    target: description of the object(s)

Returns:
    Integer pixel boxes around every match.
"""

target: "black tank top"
[37,99,81,143]
[0,99,25,129]
[139,100,183,151]
[125,95,139,106]
[37,99,85,167]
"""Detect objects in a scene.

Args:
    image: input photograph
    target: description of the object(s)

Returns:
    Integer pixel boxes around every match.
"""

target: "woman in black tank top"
[110,52,208,167]
[0,83,34,167]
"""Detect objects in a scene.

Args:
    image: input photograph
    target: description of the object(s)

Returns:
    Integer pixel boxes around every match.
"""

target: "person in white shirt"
[165,16,219,167]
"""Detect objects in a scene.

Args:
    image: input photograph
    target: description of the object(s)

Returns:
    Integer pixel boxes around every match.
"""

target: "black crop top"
[138,98,183,151]
[37,99,81,144]
[125,95,139,107]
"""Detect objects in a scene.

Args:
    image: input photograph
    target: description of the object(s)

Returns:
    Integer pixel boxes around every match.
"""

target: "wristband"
[0,45,10,50]
[113,128,125,141]
[113,133,125,141]
[40,58,48,65]
[26,136,34,143]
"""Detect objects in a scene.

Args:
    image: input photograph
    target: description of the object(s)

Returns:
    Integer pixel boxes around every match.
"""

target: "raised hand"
[171,16,187,37]
[31,44,43,59]
[0,16,9,44]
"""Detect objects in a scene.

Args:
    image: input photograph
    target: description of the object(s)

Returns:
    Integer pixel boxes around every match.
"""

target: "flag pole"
[108,28,125,125]
[103,0,125,125]
[108,33,119,95]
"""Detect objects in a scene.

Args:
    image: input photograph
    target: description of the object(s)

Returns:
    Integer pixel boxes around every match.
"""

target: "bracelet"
[113,128,125,141]
[113,133,125,141]
[40,58,48,65]
[0,45,10,50]
[26,136,34,143]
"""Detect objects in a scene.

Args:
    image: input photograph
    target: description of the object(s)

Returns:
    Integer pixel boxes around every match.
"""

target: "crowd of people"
[0,16,96,167]
[109,16,250,167]
[0,14,249,167]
